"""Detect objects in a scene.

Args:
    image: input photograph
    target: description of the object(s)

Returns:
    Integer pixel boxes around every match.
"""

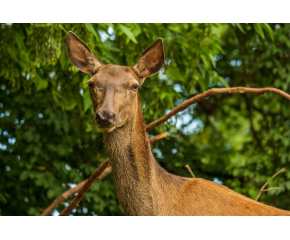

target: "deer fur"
[67,31,290,216]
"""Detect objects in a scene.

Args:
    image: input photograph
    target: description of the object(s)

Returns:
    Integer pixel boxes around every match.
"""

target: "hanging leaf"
[261,23,274,42]
[84,23,100,41]
[118,24,138,43]
[166,68,185,82]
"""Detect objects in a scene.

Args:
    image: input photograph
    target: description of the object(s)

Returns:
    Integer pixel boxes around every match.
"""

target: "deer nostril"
[95,112,104,122]
[94,111,115,127]
[108,113,115,123]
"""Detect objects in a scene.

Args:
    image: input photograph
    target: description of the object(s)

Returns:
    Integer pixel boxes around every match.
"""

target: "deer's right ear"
[67,31,102,76]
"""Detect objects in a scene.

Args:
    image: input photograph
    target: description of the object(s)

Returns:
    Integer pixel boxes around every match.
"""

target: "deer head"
[67,31,165,132]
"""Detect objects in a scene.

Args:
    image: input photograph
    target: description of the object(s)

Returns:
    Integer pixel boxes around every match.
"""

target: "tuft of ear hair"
[67,31,103,76]
[134,38,165,83]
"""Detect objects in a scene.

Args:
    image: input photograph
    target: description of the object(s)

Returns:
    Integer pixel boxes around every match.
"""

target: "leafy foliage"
[0,23,290,215]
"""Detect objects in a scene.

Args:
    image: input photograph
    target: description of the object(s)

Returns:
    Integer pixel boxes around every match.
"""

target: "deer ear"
[134,38,165,82]
[67,31,102,76]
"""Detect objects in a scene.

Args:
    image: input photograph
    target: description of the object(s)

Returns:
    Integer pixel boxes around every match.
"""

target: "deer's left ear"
[134,38,165,83]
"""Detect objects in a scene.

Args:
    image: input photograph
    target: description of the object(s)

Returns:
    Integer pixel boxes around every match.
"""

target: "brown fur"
[67,31,290,216]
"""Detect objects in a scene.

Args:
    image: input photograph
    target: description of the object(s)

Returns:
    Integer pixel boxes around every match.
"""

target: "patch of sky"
[65,163,72,171]
[213,54,223,61]
[176,114,204,135]
[48,71,55,79]
[99,30,109,42]
[275,24,280,30]
[1,85,6,90]
[26,74,31,81]
[152,148,164,159]
[52,209,60,216]
[5,166,11,171]
[38,113,43,118]
[5,111,10,116]
[20,118,25,124]
[82,207,88,214]
[5,23,13,26]
[0,103,3,108]
[64,202,69,207]
[24,197,29,203]
[79,89,84,96]
[171,148,177,154]
[230,60,236,67]
[17,155,20,161]
[72,209,77,213]
[108,26,114,35]
[8,138,16,145]
[225,77,230,83]
[164,59,172,66]
[68,183,77,189]
[173,84,182,93]
[107,26,116,41]
[158,68,168,81]
[0,113,5,118]
[14,119,19,124]
[2,130,9,136]
[208,81,216,88]
[213,177,223,185]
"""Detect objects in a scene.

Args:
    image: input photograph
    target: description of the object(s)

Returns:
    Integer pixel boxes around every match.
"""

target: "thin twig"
[146,87,290,132]
[262,187,281,192]
[255,168,284,201]
[185,165,195,178]
[41,133,169,216]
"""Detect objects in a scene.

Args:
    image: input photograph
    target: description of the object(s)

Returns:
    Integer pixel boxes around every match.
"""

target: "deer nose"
[95,112,115,127]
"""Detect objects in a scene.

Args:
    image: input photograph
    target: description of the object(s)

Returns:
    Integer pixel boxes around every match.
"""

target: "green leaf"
[84,89,92,113]
[232,23,245,34]
[253,23,265,39]
[218,76,229,87]
[35,78,48,91]
[58,24,67,33]
[118,24,138,43]
[84,23,100,40]
[261,23,274,41]
[166,68,185,82]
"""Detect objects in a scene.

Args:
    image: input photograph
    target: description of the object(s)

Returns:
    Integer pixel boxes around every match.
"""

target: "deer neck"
[103,99,155,216]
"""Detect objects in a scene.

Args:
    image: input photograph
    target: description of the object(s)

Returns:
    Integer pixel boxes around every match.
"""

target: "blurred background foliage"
[0,23,290,216]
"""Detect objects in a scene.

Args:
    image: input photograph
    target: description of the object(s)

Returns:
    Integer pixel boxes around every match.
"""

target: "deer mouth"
[98,126,116,133]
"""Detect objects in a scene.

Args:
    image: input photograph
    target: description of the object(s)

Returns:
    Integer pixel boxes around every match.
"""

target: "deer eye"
[87,81,94,88]
[131,84,140,91]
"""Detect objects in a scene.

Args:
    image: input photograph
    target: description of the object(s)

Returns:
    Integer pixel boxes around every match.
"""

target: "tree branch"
[41,132,169,216]
[40,166,112,216]
[59,159,110,216]
[255,168,284,201]
[146,87,290,132]
[185,165,196,178]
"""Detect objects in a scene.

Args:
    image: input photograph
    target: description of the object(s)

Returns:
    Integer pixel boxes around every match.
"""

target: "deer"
[67,31,290,216]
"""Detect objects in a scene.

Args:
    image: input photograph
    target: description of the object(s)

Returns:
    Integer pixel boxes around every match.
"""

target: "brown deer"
[67,31,290,216]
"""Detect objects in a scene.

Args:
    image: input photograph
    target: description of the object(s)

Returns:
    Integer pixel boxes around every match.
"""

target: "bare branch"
[255,168,284,201]
[41,133,169,216]
[40,166,112,216]
[149,132,169,144]
[185,165,195,178]
[262,187,281,192]
[146,87,290,132]
[59,159,110,216]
